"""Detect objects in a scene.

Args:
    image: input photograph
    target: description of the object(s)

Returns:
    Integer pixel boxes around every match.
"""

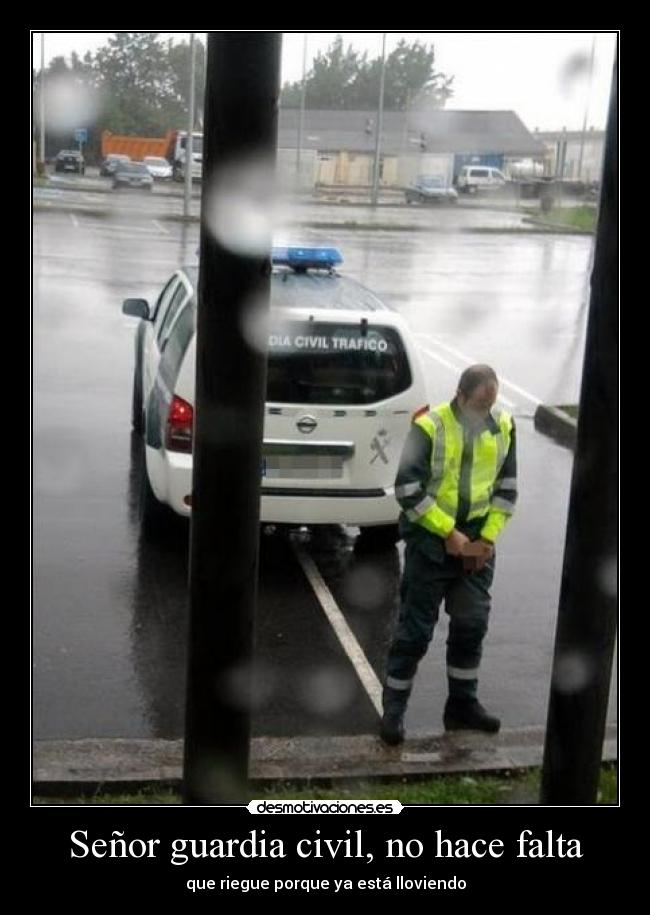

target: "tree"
[32,34,208,162]
[93,32,178,136]
[33,53,99,157]
[280,36,454,110]
[166,37,206,129]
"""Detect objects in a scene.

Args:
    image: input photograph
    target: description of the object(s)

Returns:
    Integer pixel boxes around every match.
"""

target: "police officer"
[380,365,517,745]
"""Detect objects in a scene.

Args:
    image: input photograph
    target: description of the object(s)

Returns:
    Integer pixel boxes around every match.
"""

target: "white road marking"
[87,222,172,235]
[34,252,176,267]
[293,543,383,715]
[416,332,543,407]
[69,213,79,228]
[152,220,170,235]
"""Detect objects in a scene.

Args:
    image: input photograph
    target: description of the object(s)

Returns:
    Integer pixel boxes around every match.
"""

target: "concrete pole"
[183,32,281,806]
[540,50,618,805]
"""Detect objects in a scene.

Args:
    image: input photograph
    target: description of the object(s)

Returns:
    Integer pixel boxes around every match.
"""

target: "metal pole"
[296,33,308,184]
[39,33,45,168]
[183,32,196,220]
[371,33,387,207]
[577,35,596,180]
[540,49,618,805]
[183,32,281,806]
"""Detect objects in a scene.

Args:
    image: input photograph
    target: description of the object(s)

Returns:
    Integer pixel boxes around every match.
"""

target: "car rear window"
[266,320,412,405]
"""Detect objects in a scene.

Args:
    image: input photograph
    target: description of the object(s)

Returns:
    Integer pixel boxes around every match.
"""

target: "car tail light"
[166,395,193,453]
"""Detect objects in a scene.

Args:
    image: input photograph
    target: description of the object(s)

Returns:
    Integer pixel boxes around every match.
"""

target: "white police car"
[123,246,428,542]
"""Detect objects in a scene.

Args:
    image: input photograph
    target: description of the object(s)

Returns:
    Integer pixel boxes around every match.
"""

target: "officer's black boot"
[443,697,501,733]
[380,686,409,746]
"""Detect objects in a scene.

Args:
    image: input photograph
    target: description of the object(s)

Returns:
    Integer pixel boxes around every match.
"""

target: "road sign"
[74,128,88,144]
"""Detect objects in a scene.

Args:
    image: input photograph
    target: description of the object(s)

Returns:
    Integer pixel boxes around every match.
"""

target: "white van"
[456,165,508,194]
[123,246,429,544]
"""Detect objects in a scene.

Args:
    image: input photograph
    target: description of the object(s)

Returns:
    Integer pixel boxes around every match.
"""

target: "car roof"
[181,265,393,315]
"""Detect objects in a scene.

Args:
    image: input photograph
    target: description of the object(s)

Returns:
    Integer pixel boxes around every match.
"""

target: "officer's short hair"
[458,365,498,397]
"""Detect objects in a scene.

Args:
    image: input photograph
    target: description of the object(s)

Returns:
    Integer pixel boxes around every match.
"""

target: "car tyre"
[139,463,173,541]
[131,355,144,434]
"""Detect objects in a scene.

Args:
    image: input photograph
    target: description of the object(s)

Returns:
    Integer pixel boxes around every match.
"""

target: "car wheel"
[131,350,144,434]
[139,462,173,541]
[357,523,400,551]
[468,186,478,195]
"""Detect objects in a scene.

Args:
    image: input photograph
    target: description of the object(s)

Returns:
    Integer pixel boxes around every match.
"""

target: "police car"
[122,246,428,542]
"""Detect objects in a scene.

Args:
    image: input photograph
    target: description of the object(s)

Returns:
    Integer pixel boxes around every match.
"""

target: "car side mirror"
[122,298,150,320]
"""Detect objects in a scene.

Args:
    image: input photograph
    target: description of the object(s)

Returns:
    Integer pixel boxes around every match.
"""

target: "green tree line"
[33,34,453,161]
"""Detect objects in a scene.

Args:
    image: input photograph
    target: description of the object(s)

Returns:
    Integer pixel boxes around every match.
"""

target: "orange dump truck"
[101,130,176,162]
[101,129,203,180]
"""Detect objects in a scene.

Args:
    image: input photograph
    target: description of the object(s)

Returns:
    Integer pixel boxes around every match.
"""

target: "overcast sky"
[32,31,618,132]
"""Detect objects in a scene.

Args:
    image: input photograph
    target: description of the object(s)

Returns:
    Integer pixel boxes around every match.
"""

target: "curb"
[33,724,616,796]
[522,216,593,235]
[534,405,578,449]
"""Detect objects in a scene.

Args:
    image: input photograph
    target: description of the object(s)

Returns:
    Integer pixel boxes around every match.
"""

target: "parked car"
[112,161,154,191]
[456,166,508,194]
[54,149,85,175]
[122,245,429,544]
[405,175,458,205]
[143,156,173,180]
[100,153,131,177]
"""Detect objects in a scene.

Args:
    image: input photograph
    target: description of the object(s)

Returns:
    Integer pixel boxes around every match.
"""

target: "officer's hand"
[473,539,495,571]
[445,529,470,556]
[460,538,494,571]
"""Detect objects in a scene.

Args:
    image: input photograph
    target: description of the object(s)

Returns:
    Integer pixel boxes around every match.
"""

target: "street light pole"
[577,34,596,180]
[296,33,308,185]
[184,32,196,220]
[39,33,45,170]
[371,33,387,207]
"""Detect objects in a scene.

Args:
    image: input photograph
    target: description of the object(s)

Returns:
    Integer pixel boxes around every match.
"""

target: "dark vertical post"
[183,32,282,805]
[540,51,618,804]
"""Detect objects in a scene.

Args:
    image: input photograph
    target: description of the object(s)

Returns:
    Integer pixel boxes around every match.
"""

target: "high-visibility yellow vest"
[410,402,514,542]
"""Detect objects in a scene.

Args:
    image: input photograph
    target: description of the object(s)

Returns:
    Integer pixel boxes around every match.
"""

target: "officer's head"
[456,365,498,428]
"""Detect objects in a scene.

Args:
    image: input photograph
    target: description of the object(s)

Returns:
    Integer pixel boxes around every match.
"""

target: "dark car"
[100,153,132,177]
[112,161,154,191]
[404,175,458,205]
[54,149,85,175]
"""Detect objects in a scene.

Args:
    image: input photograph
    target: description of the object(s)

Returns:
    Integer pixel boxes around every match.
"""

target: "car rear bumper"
[153,448,399,526]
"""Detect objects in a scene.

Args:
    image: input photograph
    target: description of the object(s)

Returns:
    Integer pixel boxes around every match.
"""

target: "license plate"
[263,454,343,480]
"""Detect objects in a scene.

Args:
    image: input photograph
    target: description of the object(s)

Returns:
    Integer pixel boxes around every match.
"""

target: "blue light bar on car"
[271,246,343,271]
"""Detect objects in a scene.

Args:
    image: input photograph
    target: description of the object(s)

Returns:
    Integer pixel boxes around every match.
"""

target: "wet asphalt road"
[33,194,616,740]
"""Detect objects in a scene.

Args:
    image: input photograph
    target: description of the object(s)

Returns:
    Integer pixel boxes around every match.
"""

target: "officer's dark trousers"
[384,525,494,710]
